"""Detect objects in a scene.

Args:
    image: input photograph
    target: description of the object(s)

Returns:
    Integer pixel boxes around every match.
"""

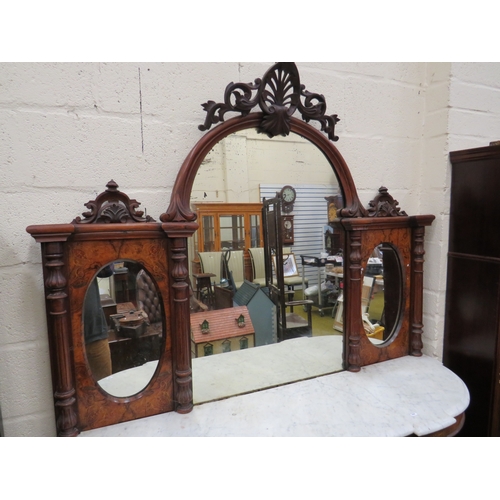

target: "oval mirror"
[189,129,345,403]
[362,244,403,345]
[83,260,164,397]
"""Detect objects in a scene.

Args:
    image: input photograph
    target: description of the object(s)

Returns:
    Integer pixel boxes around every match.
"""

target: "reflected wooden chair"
[226,250,245,290]
[248,247,267,286]
[197,251,223,308]
[198,252,223,285]
[188,277,209,313]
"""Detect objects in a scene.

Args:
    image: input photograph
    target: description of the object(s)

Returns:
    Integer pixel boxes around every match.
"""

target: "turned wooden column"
[169,236,193,413]
[42,239,78,437]
[345,231,362,372]
[410,225,426,356]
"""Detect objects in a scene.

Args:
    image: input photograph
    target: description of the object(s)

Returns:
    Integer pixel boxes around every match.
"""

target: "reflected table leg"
[193,273,216,309]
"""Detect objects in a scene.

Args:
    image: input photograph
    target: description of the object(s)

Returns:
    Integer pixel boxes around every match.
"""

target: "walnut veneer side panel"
[346,226,412,369]
[67,237,174,431]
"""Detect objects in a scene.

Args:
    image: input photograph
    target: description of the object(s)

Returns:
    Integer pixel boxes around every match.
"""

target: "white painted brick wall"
[1,62,499,436]
[449,62,500,151]
[419,63,452,359]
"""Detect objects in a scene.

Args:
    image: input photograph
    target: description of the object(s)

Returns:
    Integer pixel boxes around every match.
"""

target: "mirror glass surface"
[83,260,163,397]
[362,244,403,346]
[189,129,345,404]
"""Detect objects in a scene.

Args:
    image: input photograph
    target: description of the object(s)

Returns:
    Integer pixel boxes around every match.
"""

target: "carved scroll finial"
[367,186,408,217]
[73,180,156,224]
[198,62,340,141]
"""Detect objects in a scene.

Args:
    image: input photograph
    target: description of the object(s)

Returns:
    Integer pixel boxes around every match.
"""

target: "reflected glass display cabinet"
[192,202,263,281]
[193,202,263,252]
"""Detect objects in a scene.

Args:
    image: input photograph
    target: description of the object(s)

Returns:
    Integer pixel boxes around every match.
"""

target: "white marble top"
[193,335,344,403]
[81,354,469,437]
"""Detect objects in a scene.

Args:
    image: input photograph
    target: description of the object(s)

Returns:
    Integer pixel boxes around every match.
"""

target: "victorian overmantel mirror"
[27,62,435,436]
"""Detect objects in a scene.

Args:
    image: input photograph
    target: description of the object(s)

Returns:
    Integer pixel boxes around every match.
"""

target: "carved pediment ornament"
[199,62,340,141]
[367,186,408,217]
[73,180,156,224]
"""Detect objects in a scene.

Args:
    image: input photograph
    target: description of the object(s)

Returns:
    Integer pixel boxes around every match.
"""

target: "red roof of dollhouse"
[190,305,255,343]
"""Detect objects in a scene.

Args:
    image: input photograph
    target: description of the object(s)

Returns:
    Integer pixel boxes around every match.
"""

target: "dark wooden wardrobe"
[444,143,500,436]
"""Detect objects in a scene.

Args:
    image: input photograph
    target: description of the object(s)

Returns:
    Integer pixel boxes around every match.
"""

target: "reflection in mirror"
[189,129,345,403]
[83,260,163,398]
[362,244,403,346]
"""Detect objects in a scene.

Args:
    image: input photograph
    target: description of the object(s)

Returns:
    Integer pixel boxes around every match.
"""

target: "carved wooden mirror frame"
[333,188,434,371]
[27,181,196,436]
[27,62,435,436]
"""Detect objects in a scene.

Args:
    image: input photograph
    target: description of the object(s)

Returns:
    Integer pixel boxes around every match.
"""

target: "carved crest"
[198,62,340,141]
[73,180,156,224]
[367,187,408,217]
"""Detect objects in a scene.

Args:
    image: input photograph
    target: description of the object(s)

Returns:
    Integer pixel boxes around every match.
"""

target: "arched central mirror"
[188,129,345,402]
